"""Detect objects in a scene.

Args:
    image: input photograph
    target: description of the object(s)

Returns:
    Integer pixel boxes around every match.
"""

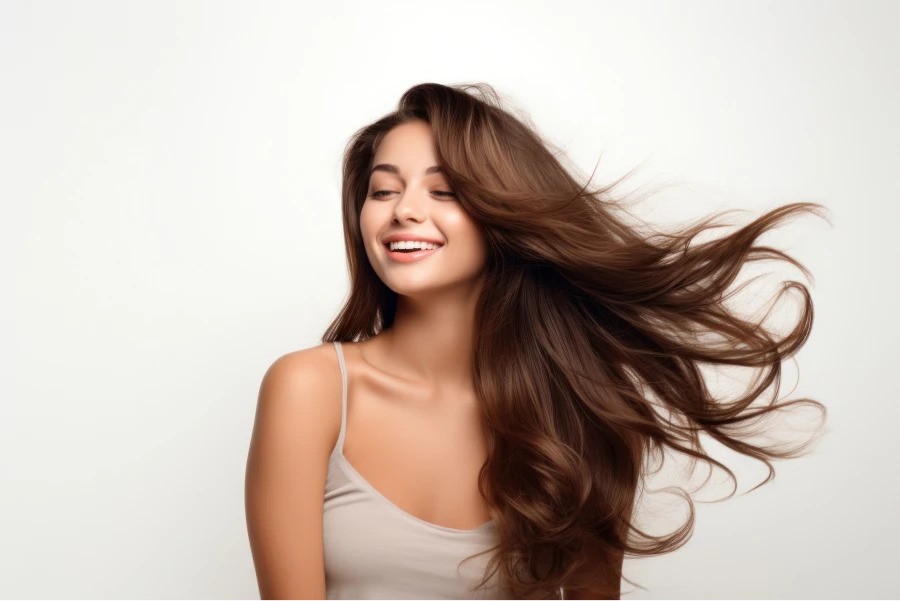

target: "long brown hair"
[322,82,828,599]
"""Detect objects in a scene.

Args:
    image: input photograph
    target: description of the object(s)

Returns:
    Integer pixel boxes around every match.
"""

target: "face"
[360,119,488,297]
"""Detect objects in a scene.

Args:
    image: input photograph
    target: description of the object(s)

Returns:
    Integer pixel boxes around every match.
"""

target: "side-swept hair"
[323,82,828,599]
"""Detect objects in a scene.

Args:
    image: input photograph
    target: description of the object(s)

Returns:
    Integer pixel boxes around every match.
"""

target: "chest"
[340,378,493,531]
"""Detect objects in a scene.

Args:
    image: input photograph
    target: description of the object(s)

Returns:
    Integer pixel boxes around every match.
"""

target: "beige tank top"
[323,341,515,599]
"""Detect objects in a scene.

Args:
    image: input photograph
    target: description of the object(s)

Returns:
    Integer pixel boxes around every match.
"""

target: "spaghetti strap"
[332,341,348,455]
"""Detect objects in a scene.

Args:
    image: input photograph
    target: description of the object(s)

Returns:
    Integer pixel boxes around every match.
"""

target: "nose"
[391,188,427,224]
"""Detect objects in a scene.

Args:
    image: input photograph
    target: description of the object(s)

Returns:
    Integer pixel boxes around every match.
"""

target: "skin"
[358,118,489,400]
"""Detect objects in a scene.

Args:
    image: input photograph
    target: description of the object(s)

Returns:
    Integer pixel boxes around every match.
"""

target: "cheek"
[359,201,373,233]
[359,201,381,243]
[358,203,380,263]
[443,208,478,236]
[444,212,487,260]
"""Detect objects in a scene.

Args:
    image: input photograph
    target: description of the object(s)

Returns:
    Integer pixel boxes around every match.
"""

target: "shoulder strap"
[332,341,348,454]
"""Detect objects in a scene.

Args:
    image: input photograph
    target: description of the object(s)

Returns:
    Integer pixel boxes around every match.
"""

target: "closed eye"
[370,190,457,199]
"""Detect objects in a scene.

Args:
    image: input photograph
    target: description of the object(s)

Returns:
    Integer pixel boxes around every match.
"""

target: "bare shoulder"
[264,341,340,380]
[261,341,341,396]
[244,341,343,599]
[255,343,342,433]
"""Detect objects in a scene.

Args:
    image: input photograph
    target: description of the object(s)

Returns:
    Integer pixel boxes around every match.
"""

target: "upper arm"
[244,348,340,600]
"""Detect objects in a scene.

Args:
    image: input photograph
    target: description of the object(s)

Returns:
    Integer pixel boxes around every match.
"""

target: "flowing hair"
[322,82,828,599]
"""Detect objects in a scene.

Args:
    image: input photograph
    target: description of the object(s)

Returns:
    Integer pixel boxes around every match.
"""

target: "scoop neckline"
[334,451,495,535]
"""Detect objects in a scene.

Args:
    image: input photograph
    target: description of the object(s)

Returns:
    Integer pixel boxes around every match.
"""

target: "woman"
[245,82,827,600]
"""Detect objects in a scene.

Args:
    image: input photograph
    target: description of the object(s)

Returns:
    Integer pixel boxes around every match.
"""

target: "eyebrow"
[370,163,443,177]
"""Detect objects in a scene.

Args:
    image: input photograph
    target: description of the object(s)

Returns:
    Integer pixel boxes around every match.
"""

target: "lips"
[383,243,444,264]
[382,241,443,251]
[381,233,445,246]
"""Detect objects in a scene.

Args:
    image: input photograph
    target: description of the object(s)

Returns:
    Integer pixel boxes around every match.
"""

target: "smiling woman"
[245,82,827,600]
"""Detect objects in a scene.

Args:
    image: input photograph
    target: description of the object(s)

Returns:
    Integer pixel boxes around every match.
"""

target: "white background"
[2,0,898,598]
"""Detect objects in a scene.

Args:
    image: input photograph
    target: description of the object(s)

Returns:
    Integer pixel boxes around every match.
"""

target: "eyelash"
[370,190,457,199]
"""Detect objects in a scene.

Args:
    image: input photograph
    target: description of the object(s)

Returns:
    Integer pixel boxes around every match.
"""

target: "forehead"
[372,120,437,165]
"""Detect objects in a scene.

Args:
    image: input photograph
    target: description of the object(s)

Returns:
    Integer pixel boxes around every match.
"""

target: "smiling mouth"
[383,242,445,253]
[383,243,445,262]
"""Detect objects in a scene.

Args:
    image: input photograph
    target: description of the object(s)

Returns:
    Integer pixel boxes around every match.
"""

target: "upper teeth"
[388,241,442,251]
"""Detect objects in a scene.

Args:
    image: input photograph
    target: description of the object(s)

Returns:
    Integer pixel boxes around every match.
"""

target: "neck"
[379,273,485,396]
